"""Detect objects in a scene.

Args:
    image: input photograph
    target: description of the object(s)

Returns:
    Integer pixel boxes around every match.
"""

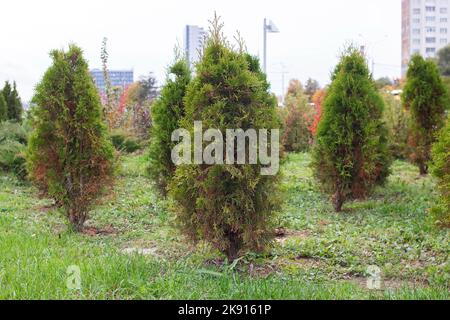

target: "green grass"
[0,153,448,299]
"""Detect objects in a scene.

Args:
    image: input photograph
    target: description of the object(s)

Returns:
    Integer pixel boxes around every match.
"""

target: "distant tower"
[402,0,450,77]
[184,25,207,70]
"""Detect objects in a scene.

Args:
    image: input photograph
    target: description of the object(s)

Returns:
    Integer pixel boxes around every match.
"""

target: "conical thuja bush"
[170,16,281,261]
[312,47,391,212]
[27,45,115,231]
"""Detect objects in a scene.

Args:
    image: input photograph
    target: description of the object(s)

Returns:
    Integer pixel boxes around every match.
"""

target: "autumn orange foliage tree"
[310,89,326,136]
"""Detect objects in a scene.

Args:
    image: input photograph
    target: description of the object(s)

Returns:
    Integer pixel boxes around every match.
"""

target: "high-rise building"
[184,25,207,69]
[402,0,450,76]
[90,69,134,93]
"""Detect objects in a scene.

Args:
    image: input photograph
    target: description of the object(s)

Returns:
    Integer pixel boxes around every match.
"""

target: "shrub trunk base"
[419,163,428,176]
[69,210,87,232]
[225,231,242,262]
[332,192,344,213]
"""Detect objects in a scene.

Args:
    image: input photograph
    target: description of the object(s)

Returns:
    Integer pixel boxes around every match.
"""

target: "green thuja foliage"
[430,116,450,227]
[27,45,115,232]
[312,47,391,212]
[170,16,281,261]
[148,57,191,195]
[402,55,449,175]
[0,93,7,122]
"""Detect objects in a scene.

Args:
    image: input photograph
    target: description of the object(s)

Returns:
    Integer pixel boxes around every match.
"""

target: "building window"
[413,28,421,34]
[426,37,437,43]
[441,38,448,44]
[426,47,436,53]
[441,17,448,23]
[426,26,437,32]
[426,16,436,22]
[413,8,421,14]
[440,7,448,13]
[426,6,436,12]
[441,28,448,33]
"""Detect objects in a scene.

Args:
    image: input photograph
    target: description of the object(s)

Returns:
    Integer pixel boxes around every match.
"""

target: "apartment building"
[90,69,134,93]
[402,0,450,76]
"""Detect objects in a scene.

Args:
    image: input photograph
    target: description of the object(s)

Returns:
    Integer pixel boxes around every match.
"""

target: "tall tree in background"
[286,79,303,97]
[0,93,7,122]
[27,45,115,232]
[310,89,326,136]
[148,57,191,195]
[100,37,122,129]
[382,92,411,160]
[137,74,159,104]
[304,78,320,100]
[437,45,450,77]
[375,77,394,89]
[312,47,391,212]
[11,82,23,122]
[101,37,113,108]
[2,81,23,122]
[170,15,281,261]
[281,79,314,152]
[124,73,159,138]
[402,55,448,175]
[2,82,12,120]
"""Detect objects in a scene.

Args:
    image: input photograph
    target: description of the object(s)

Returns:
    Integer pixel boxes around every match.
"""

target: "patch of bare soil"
[82,225,118,236]
[275,228,310,245]
[204,258,226,267]
[295,253,321,262]
[248,262,278,278]
[318,220,330,226]
[36,203,58,213]
[317,220,331,232]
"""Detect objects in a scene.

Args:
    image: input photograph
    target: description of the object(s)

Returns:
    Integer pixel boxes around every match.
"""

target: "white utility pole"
[263,18,280,74]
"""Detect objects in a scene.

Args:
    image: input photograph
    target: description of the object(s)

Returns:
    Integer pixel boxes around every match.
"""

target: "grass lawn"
[0,153,448,299]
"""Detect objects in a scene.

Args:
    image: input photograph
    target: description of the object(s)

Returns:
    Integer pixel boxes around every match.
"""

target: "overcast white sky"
[1,0,401,101]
